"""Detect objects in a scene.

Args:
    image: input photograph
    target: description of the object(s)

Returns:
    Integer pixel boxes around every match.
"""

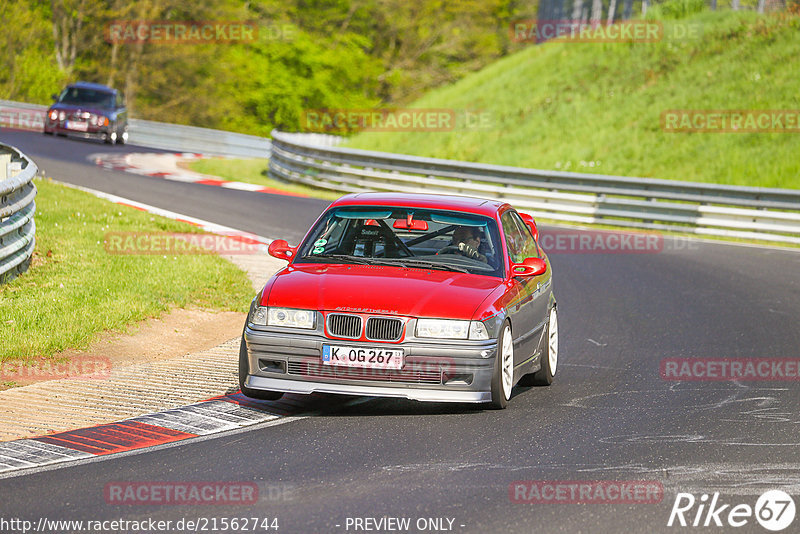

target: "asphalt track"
[2,129,800,533]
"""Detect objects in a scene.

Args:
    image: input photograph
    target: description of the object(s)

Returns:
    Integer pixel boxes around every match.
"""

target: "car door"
[500,209,550,364]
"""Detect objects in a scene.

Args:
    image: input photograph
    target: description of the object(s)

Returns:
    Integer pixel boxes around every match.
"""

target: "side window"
[500,211,526,263]
[509,211,539,259]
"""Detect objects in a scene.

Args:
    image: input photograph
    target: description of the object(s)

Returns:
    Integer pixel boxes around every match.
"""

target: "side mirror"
[51,94,58,101]
[519,213,539,242]
[268,239,297,261]
[511,257,547,277]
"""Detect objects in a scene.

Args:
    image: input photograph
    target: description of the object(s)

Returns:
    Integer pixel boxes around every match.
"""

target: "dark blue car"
[44,82,128,145]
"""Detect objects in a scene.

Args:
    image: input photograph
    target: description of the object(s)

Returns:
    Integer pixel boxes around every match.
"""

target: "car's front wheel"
[488,321,514,409]
[238,334,283,401]
[522,306,558,386]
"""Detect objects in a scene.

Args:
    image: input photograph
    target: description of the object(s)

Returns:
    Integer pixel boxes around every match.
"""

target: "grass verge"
[186,157,342,200]
[345,10,800,189]
[0,178,253,363]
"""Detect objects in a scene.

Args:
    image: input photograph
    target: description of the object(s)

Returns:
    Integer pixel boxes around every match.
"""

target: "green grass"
[0,178,253,362]
[345,10,800,189]
[186,157,342,200]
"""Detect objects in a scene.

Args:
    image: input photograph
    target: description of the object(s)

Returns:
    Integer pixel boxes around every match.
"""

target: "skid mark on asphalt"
[380,461,800,496]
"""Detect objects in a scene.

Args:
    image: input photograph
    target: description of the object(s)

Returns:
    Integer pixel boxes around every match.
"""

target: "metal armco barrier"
[269,130,800,245]
[0,100,272,158]
[0,144,37,283]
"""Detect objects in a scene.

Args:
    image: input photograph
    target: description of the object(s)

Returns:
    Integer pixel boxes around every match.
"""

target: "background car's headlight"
[267,307,315,329]
[416,319,489,340]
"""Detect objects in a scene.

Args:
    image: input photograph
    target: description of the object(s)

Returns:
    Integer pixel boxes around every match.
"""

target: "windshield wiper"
[301,253,374,265]
[385,258,471,273]
[303,254,471,273]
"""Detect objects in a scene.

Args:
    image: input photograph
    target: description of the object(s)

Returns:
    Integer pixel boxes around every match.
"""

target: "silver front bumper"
[245,375,491,402]
[243,325,497,404]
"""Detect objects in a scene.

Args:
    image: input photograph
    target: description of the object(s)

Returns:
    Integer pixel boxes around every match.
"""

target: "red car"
[239,192,558,409]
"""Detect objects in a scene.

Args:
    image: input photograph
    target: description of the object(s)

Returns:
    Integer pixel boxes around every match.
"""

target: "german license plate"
[322,345,403,370]
[65,121,88,131]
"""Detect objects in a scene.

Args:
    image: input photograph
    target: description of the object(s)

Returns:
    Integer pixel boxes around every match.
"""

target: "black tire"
[487,321,513,409]
[238,334,283,401]
[43,130,53,135]
[521,307,558,386]
[117,127,127,145]
[104,132,116,145]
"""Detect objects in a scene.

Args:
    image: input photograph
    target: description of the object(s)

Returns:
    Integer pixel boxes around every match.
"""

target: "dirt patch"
[3,307,245,388]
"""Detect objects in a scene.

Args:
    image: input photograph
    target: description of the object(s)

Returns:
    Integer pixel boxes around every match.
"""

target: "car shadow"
[312,385,539,417]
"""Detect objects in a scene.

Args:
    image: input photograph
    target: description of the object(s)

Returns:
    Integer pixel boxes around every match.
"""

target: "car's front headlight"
[416,319,489,340]
[90,115,109,126]
[249,305,268,326]
[250,306,316,328]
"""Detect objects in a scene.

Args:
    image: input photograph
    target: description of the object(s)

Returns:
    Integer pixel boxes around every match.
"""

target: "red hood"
[263,263,504,320]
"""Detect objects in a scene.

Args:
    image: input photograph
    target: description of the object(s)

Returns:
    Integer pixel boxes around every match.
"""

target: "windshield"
[58,87,115,109]
[296,206,504,277]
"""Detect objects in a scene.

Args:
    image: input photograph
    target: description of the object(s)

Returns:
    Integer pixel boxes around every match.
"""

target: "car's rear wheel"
[119,126,128,145]
[523,306,558,386]
[238,334,283,401]
[488,321,514,409]
[104,130,117,145]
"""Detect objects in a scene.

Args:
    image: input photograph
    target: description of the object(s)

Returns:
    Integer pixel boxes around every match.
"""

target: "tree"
[50,0,103,74]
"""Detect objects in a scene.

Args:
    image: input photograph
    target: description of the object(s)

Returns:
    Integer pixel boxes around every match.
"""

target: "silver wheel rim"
[121,130,128,142]
[501,325,513,400]
[548,308,558,376]
[110,131,117,142]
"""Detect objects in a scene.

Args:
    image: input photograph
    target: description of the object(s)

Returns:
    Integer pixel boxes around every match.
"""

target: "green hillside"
[346,10,800,189]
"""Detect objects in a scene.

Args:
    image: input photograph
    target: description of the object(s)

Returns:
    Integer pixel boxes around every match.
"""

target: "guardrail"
[0,144,37,283]
[0,100,271,158]
[270,130,800,245]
